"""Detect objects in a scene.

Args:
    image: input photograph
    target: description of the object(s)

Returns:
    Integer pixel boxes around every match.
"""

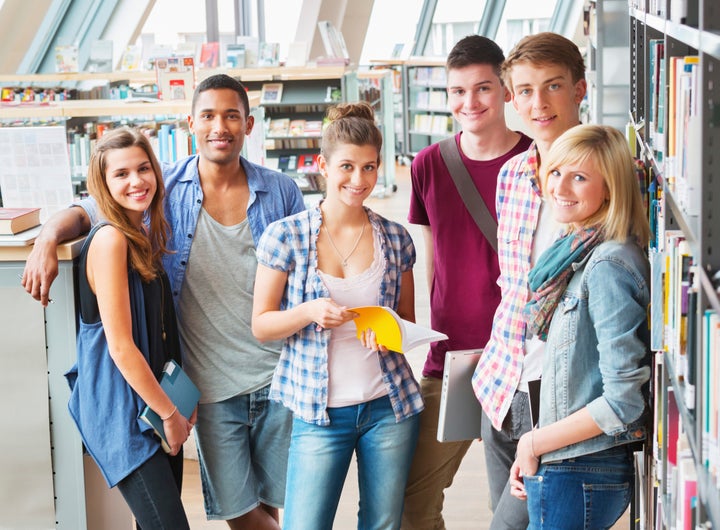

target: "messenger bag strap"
[438,136,498,252]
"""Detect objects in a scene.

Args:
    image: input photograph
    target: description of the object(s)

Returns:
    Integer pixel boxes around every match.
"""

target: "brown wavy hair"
[321,101,382,163]
[86,126,170,282]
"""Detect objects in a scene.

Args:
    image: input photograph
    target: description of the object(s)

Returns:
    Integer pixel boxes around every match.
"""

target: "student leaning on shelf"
[509,124,651,529]
[252,101,423,530]
[65,127,194,529]
[22,73,306,530]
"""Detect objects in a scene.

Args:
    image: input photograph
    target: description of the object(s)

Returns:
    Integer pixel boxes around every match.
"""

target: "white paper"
[0,126,74,223]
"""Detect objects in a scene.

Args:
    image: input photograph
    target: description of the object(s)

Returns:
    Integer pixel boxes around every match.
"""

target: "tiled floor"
[180,163,629,529]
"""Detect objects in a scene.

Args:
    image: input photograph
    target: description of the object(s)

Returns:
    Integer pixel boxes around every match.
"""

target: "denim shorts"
[524,446,633,530]
[193,384,292,520]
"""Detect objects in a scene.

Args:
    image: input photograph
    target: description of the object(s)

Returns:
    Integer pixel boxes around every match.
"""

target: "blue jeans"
[283,395,420,530]
[116,448,189,530]
[194,385,291,519]
[482,390,532,530]
[525,446,633,530]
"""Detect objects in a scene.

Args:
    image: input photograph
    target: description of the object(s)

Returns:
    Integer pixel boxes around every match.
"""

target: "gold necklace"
[323,221,366,268]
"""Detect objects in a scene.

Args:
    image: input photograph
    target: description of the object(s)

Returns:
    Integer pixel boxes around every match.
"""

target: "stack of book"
[0,207,42,246]
[0,207,41,235]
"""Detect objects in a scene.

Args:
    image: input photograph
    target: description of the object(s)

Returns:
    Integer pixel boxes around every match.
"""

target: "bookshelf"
[369,58,410,164]
[585,0,631,129]
[241,67,357,197]
[403,57,456,157]
[629,1,720,528]
[356,69,397,196]
[0,73,264,191]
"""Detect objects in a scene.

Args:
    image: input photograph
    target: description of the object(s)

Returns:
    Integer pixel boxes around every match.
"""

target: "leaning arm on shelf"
[21,205,92,306]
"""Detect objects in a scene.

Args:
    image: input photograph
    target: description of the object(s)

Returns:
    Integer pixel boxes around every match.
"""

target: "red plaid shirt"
[472,144,545,430]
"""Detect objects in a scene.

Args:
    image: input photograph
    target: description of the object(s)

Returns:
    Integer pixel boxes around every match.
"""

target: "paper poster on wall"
[0,126,74,223]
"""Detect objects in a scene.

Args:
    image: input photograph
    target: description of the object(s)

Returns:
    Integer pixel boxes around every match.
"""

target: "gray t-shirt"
[178,208,282,403]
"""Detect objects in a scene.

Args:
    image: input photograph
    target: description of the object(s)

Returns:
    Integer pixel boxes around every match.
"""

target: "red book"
[0,207,41,235]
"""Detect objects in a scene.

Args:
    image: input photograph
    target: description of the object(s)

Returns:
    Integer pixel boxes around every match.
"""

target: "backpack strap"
[438,137,498,252]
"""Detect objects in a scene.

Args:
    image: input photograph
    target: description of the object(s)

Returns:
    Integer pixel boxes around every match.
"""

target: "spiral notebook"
[437,349,484,442]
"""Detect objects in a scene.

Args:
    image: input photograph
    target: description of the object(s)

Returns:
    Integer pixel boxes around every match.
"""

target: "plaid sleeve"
[256,219,293,272]
[399,226,416,272]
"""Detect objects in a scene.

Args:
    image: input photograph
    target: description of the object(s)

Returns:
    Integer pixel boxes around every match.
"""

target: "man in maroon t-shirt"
[403,35,532,529]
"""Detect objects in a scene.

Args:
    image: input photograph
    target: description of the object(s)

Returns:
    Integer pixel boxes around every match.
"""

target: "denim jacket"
[539,240,651,463]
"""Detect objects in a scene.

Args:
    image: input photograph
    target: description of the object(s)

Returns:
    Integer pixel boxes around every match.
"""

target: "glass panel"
[496,0,556,52]
[423,0,487,57]
[359,0,425,65]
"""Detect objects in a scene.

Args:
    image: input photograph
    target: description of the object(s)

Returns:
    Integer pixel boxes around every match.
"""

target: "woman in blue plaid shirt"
[252,101,423,530]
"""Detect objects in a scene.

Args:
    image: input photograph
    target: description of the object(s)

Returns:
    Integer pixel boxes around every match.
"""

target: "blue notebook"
[139,359,201,453]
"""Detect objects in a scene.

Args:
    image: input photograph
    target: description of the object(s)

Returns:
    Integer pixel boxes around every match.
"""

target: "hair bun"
[326,101,375,122]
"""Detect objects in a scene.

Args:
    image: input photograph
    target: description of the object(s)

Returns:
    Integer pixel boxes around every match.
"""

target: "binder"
[437,349,483,442]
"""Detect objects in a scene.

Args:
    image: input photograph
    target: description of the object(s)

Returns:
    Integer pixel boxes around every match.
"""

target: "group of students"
[21,29,651,530]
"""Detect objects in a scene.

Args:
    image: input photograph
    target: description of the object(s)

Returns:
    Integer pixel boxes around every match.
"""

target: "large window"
[424,0,487,57]
[495,0,556,52]
[359,0,425,65]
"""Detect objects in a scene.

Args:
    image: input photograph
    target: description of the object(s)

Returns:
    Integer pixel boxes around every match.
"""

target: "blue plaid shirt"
[256,205,424,426]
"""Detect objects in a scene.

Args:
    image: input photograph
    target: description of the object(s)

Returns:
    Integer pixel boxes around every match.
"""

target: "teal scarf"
[524,227,604,341]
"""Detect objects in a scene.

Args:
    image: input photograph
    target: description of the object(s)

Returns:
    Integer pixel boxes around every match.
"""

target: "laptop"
[437,349,484,442]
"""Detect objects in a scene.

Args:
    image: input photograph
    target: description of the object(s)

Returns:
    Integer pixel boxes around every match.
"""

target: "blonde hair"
[543,124,649,244]
[321,101,382,163]
[86,126,170,282]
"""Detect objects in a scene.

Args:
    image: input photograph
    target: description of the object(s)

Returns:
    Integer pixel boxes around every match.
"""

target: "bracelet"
[161,406,178,421]
[530,429,539,461]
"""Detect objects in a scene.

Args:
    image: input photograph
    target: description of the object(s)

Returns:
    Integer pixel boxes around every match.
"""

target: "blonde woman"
[509,124,651,529]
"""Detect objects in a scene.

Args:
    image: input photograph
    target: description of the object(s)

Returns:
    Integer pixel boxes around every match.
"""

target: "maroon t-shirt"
[408,132,533,378]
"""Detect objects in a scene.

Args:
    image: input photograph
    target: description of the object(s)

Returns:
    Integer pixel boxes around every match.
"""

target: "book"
[437,349,483,442]
[285,41,309,67]
[155,56,195,100]
[139,359,201,453]
[261,83,283,104]
[297,154,319,173]
[54,45,79,73]
[120,45,142,71]
[199,42,220,68]
[303,120,323,136]
[288,119,305,136]
[87,40,114,73]
[258,42,280,67]
[226,43,246,68]
[0,207,41,235]
[0,224,42,245]
[317,20,350,63]
[235,36,259,67]
[268,117,290,137]
[350,306,448,353]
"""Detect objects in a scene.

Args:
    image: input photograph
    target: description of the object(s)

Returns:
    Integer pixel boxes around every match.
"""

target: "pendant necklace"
[324,220,366,268]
